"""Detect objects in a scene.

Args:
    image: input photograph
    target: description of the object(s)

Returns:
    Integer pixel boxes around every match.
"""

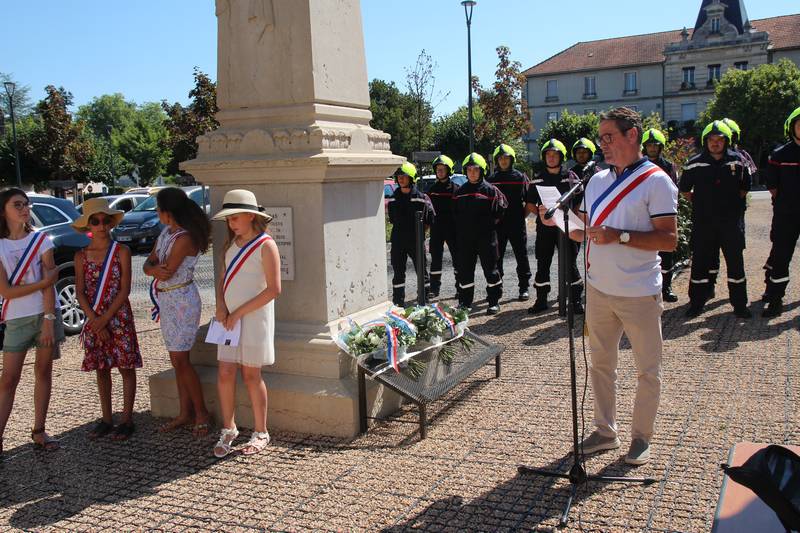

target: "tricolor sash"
[586,161,661,267]
[0,232,49,323]
[222,233,272,295]
[90,242,119,313]
[386,309,417,335]
[150,229,188,322]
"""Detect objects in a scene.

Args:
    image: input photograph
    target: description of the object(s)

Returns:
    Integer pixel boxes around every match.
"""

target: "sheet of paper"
[205,318,241,347]
[535,185,585,233]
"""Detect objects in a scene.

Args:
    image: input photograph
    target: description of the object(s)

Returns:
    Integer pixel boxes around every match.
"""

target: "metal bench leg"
[358,367,367,434]
[419,402,427,440]
[495,355,501,378]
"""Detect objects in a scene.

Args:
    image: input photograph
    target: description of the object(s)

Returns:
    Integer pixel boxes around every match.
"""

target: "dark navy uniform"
[648,155,678,300]
[570,160,599,183]
[388,184,434,306]
[763,140,800,304]
[427,179,459,296]
[487,167,531,294]
[453,179,507,308]
[679,149,752,311]
[527,167,583,307]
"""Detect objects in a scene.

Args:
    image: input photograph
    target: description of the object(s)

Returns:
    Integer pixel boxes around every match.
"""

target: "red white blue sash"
[222,233,272,295]
[90,242,119,313]
[386,309,416,335]
[586,162,660,267]
[0,232,49,322]
[149,229,188,322]
[361,319,402,372]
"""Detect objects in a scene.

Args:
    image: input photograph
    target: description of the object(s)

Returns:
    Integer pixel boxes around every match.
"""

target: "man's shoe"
[708,287,716,300]
[625,438,650,466]
[572,301,584,315]
[685,304,704,318]
[486,304,500,315]
[662,289,678,303]
[428,290,439,300]
[518,291,530,301]
[761,291,770,302]
[527,299,548,314]
[733,306,752,319]
[579,431,620,455]
[762,299,783,318]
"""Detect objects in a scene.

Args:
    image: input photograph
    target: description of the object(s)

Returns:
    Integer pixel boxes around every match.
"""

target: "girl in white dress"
[211,190,281,458]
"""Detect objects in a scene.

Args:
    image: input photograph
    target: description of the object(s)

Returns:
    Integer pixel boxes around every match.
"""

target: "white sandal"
[213,426,239,458]
[242,430,270,456]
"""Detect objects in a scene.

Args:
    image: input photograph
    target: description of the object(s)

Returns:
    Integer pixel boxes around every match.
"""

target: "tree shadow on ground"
[0,413,224,529]
[385,449,653,531]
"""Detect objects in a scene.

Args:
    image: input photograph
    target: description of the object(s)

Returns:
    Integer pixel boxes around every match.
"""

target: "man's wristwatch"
[619,231,631,244]
[43,313,57,321]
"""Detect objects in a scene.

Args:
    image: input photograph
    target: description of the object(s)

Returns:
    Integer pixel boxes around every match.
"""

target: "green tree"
[0,73,34,118]
[76,93,136,138]
[537,110,599,158]
[404,50,447,154]
[162,67,219,176]
[369,79,417,157]
[700,59,800,165]
[432,105,492,165]
[472,46,530,147]
[113,103,171,186]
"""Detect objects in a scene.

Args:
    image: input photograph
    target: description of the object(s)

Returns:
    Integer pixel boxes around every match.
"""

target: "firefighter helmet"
[431,155,454,175]
[540,138,567,162]
[784,107,800,140]
[642,128,667,146]
[572,137,597,158]
[462,152,488,177]
[492,143,516,166]
[395,161,418,182]
[701,120,733,147]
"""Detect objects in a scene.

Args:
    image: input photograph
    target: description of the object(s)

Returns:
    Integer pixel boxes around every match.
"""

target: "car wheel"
[56,276,85,336]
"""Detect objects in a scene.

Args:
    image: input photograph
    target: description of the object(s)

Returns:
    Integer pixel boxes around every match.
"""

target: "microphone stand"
[518,189,656,528]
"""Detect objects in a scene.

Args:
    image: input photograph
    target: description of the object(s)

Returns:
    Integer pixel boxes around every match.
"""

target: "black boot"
[528,288,549,314]
[662,287,678,303]
[733,306,752,319]
[762,298,783,318]
[686,301,704,318]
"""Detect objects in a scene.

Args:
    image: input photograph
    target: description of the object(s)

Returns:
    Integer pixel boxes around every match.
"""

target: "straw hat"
[212,189,273,222]
[71,197,124,232]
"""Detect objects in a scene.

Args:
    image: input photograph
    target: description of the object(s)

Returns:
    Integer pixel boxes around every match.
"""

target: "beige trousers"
[586,283,664,442]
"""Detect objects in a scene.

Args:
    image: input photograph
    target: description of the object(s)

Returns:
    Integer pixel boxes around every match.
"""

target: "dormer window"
[710,16,720,33]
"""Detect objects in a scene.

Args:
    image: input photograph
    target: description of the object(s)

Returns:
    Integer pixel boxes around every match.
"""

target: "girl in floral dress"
[144,187,211,437]
[74,198,141,441]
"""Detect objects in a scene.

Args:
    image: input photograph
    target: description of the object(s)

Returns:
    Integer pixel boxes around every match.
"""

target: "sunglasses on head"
[88,215,114,227]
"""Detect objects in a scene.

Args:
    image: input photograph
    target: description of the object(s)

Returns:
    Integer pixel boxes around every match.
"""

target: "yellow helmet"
[462,153,488,177]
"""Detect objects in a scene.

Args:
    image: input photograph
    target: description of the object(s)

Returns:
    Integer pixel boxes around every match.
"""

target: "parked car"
[22,194,91,336]
[111,186,210,252]
[77,193,149,214]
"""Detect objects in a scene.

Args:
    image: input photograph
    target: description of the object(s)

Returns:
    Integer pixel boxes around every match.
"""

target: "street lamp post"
[4,82,22,188]
[105,124,116,189]
[461,1,476,154]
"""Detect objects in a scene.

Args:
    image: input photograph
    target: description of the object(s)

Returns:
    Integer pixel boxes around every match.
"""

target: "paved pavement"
[0,195,798,531]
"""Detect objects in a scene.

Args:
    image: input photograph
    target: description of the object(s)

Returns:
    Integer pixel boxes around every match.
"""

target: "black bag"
[722,444,800,532]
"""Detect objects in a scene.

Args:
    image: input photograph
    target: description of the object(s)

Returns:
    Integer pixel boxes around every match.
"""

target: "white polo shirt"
[579,158,678,297]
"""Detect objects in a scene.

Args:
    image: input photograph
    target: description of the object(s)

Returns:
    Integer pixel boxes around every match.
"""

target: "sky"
[2,0,798,117]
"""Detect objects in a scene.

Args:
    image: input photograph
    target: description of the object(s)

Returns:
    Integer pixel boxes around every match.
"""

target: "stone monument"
[149,0,404,437]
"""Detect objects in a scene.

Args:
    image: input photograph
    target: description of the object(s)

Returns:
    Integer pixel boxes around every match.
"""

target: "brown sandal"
[31,427,60,451]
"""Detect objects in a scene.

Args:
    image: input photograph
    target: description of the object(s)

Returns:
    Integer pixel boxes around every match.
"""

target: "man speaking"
[540,107,678,465]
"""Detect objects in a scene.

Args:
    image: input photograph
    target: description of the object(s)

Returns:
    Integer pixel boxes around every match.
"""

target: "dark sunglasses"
[88,216,114,227]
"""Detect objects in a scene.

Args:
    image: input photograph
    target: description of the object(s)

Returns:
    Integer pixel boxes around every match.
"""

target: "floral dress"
[81,249,142,371]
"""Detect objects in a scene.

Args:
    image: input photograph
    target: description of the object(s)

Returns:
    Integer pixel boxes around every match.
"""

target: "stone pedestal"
[148,0,404,437]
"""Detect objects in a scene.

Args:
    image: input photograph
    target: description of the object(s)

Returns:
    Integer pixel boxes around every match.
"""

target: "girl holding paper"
[74,198,141,441]
[211,189,281,458]
[144,188,211,437]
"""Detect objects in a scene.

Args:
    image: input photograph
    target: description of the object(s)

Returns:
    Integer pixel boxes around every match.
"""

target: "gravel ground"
[0,195,797,532]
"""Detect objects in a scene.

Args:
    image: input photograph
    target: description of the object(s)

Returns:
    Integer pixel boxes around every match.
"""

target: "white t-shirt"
[579,159,678,297]
[0,232,57,320]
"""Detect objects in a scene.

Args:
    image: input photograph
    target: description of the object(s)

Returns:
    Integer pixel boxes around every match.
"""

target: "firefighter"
[679,121,752,318]
[427,154,459,299]
[453,153,508,314]
[387,161,434,307]
[525,139,584,314]
[642,128,679,303]
[571,137,599,182]
[762,106,800,317]
[487,143,532,301]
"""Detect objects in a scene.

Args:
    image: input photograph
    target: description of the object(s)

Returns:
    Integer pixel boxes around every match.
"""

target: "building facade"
[523,1,800,158]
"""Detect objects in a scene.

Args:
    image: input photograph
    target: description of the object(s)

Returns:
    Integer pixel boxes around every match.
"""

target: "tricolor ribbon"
[384,323,400,372]
[222,232,272,295]
[149,229,187,322]
[0,232,49,323]
[430,303,456,337]
[386,309,417,335]
[90,241,119,313]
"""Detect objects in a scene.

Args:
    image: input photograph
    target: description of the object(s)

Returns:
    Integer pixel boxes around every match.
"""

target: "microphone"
[544,178,586,220]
